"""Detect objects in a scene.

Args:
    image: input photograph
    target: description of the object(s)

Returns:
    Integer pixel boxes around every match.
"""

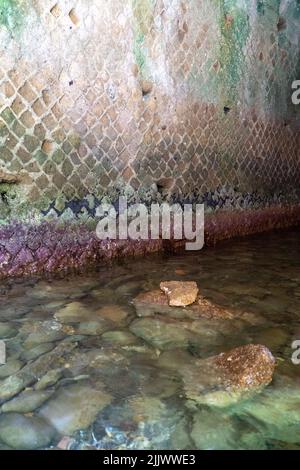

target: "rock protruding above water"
[133,287,260,323]
[0,413,56,449]
[160,281,199,307]
[183,344,275,408]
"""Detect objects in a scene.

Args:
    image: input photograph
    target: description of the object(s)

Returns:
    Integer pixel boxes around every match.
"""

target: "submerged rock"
[160,281,199,307]
[191,408,237,450]
[20,342,55,362]
[0,413,56,449]
[183,344,275,408]
[35,369,62,390]
[39,383,111,435]
[239,385,300,444]
[0,322,17,339]
[97,305,130,324]
[1,390,53,413]
[0,359,23,379]
[0,342,77,403]
[129,317,201,351]
[54,302,93,323]
[21,320,67,347]
[102,330,140,346]
[76,320,111,336]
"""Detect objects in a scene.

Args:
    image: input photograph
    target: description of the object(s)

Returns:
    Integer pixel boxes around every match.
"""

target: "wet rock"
[0,322,17,339]
[35,369,62,390]
[0,359,23,379]
[39,383,111,435]
[21,320,67,347]
[1,389,53,413]
[170,418,193,450]
[248,327,289,354]
[191,409,237,449]
[129,317,201,351]
[20,342,55,362]
[160,281,199,307]
[102,330,140,346]
[54,302,92,323]
[239,385,300,444]
[97,305,130,324]
[0,413,56,449]
[76,320,111,336]
[183,344,275,408]
[0,342,77,403]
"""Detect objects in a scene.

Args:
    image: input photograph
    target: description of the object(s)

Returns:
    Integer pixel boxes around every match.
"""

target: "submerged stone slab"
[39,383,112,435]
[160,281,199,307]
[183,344,275,408]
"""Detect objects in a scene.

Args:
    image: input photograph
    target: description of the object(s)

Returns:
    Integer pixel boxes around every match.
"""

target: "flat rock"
[39,383,111,435]
[129,317,202,351]
[0,413,56,449]
[183,344,275,408]
[160,281,199,307]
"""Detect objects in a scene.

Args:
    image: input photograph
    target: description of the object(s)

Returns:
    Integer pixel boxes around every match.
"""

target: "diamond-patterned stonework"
[0,0,299,222]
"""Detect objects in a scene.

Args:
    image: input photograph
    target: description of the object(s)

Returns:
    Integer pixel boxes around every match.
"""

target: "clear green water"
[0,228,300,450]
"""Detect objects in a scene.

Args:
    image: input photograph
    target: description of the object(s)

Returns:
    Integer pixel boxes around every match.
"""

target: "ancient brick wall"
[0,0,299,224]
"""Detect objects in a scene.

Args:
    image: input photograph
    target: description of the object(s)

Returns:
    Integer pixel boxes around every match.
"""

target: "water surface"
[0,228,300,450]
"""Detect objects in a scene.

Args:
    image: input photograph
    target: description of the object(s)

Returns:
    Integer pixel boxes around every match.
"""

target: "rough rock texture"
[160,281,199,307]
[183,344,275,408]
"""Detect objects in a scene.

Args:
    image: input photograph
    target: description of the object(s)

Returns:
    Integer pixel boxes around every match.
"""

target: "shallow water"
[0,228,300,450]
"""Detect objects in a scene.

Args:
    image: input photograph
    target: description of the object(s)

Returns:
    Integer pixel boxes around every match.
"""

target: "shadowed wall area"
[0,0,300,276]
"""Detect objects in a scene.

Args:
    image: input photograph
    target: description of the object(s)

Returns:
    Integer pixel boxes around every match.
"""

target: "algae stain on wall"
[217,0,250,106]
[0,0,26,31]
[132,0,155,78]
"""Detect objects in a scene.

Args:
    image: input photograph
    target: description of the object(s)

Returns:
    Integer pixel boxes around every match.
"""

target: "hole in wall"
[141,80,153,98]
[224,106,231,115]
[277,16,287,32]
[69,8,80,26]
[156,178,174,194]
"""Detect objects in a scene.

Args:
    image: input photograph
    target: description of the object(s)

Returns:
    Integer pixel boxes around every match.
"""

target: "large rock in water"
[160,281,199,307]
[39,383,111,435]
[183,344,275,408]
[0,413,56,449]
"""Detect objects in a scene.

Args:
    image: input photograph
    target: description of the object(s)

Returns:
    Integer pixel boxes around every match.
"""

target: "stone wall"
[0,0,300,276]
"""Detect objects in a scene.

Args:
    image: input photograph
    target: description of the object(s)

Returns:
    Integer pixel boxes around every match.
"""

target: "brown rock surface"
[183,344,275,408]
[160,281,199,307]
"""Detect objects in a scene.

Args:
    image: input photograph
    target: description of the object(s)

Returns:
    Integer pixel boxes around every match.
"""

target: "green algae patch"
[0,0,27,31]
[132,0,154,78]
[217,0,250,107]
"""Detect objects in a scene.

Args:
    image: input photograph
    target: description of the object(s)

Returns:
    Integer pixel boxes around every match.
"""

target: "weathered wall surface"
[0,0,299,224]
[0,0,300,276]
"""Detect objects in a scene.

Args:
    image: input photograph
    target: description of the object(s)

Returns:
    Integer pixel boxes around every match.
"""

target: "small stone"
[20,342,55,362]
[160,281,199,307]
[0,413,56,449]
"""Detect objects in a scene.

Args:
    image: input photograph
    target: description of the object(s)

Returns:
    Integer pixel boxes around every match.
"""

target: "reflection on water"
[0,228,300,450]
